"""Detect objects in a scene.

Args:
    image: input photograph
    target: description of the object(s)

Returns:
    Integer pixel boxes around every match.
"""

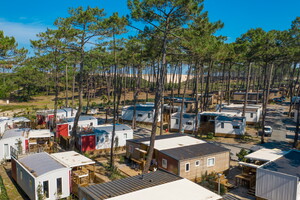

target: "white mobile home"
[0,117,30,136]
[256,150,300,200]
[215,115,246,137]
[122,103,161,124]
[56,115,98,138]
[0,129,26,160]
[170,112,200,133]
[37,108,78,126]
[218,104,262,124]
[77,124,133,152]
[0,128,52,160]
[11,152,71,200]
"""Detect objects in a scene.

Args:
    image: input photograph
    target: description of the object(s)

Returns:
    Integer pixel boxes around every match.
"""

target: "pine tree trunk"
[65,65,69,107]
[179,65,192,133]
[261,63,274,144]
[243,62,252,117]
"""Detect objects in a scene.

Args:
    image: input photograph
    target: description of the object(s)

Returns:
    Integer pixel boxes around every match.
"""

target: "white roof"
[51,151,95,168]
[27,129,52,138]
[12,117,30,123]
[245,148,287,162]
[107,178,222,200]
[142,136,206,151]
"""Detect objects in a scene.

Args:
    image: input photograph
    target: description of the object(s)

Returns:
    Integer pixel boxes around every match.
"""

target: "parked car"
[258,126,273,137]
[273,98,283,103]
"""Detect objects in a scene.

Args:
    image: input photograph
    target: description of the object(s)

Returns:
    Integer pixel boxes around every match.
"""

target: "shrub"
[207,132,214,139]
[236,148,249,161]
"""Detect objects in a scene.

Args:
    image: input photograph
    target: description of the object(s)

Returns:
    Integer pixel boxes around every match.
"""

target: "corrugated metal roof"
[106,178,222,200]
[262,150,300,178]
[160,143,229,161]
[19,152,66,177]
[79,170,182,200]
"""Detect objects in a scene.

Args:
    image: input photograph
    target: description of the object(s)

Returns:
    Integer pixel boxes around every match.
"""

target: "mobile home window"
[69,125,72,130]
[195,160,200,167]
[176,119,179,124]
[137,114,143,117]
[185,163,190,172]
[207,158,215,167]
[233,126,240,129]
[186,122,192,125]
[124,133,127,139]
[43,181,49,198]
[129,145,133,153]
[148,113,151,118]
[221,122,224,128]
[162,159,168,168]
[57,178,62,195]
[250,113,254,118]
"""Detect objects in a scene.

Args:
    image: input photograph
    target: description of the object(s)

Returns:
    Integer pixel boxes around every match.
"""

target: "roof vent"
[149,179,153,182]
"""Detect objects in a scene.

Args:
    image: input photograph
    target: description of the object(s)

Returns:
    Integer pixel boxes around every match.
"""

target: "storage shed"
[256,150,300,200]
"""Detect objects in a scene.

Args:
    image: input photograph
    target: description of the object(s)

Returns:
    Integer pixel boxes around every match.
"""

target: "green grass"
[0,175,9,200]
[0,105,35,112]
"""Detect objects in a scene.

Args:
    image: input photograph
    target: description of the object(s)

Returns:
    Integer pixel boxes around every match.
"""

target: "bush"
[236,148,249,161]
[0,175,9,200]
[207,132,214,139]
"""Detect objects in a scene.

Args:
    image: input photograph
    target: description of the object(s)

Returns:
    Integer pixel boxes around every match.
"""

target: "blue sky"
[1,0,299,53]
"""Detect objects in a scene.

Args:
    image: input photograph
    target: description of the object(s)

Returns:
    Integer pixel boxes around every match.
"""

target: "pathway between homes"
[0,164,27,200]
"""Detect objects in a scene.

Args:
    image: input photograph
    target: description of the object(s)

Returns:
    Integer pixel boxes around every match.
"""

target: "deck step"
[222,194,242,200]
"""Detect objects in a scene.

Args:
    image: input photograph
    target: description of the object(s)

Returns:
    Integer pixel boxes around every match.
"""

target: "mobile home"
[11,151,71,200]
[77,124,133,152]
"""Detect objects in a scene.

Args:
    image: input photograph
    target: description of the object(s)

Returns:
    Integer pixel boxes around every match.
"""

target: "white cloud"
[0,18,52,49]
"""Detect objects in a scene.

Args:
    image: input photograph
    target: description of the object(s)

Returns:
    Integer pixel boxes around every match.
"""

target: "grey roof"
[126,105,154,112]
[94,124,132,133]
[262,150,300,178]
[160,143,230,161]
[1,129,28,139]
[172,113,196,119]
[79,170,182,200]
[19,152,66,177]
[12,117,30,123]
[62,107,75,112]
[66,115,96,123]
[127,133,186,144]
[215,115,245,122]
